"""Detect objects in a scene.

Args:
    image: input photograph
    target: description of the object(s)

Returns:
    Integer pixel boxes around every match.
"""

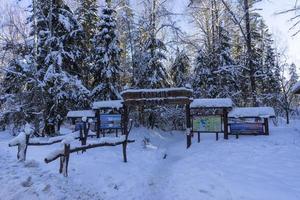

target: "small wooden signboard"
[100,114,122,129]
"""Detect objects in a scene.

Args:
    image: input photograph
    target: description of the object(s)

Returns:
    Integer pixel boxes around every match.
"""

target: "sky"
[171,0,300,70]
[5,0,300,70]
[257,0,300,69]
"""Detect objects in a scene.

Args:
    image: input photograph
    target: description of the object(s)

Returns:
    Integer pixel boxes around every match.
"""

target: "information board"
[230,123,264,134]
[192,116,222,132]
[100,114,121,129]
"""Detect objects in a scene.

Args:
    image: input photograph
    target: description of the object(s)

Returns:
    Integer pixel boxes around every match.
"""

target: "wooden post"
[197,132,200,143]
[17,134,30,161]
[122,105,128,162]
[79,126,83,144]
[96,110,100,138]
[264,118,269,135]
[83,121,87,145]
[216,132,219,141]
[223,108,229,140]
[60,144,70,177]
[186,104,192,149]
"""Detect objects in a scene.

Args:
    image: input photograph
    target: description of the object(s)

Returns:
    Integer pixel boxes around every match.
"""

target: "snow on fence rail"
[9,130,80,161]
[44,135,135,177]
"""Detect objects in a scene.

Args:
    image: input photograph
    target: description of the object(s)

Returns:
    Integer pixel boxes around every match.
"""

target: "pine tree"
[91,1,122,100]
[30,0,89,134]
[170,49,190,87]
[75,0,99,86]
[134,0,170,89]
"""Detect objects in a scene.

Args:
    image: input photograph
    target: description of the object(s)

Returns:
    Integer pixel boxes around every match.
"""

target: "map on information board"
[100,114,121,129]
[192,116,222,132]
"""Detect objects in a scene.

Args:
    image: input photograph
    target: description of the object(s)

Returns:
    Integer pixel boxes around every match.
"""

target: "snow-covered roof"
[191,98,233,108]
[92,100,124,109]
[292,81,300,94]
[229,107,275,118]
[120,87,193,94]
[67,110,95,118]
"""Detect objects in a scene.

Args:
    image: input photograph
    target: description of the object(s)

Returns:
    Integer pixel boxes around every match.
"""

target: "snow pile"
[87,135,126,145]
[191,98,233,108]
[9,131,30,147]
[66,110,95,118]
[45,147,64,162]
[92,100,123,109]
[27,131,80,144]
[3,123,300,199]
[229,107,275,118]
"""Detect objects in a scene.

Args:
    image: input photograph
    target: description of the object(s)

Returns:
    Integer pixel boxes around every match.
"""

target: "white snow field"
[1,121,300,200]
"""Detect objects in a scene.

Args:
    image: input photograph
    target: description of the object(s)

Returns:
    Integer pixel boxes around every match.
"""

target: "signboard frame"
[192,115,223,133]
[100,114,122,130]
[229,122,265,135]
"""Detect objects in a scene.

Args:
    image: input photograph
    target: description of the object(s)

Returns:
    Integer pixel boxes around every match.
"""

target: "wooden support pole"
[16,134,30,161]
[216,132,219,141]
[223,108,229,140]
[96,110,100,138]
[59,144,70,177]
[186,104,192,149]
[122,105,128,162]
[198,132,200,143]
[264,118,269,135]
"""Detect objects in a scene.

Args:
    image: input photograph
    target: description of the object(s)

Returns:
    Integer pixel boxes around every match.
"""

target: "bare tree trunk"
[286,109,290,124]
[244,0,257,106]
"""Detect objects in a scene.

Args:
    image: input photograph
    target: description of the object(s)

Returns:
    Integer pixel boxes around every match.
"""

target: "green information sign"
[193,116,222,132]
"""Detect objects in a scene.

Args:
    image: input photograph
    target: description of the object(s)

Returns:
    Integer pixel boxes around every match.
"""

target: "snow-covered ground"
[1,121,300,200]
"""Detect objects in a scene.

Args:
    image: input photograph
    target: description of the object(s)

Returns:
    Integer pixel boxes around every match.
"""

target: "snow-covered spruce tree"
[29,0,90,134]
[75,0,99,86]
[134,0,170,89]
[193,48,214,98]
[91,1,122,100]
[170,48,190,87]
[259,23,281,107]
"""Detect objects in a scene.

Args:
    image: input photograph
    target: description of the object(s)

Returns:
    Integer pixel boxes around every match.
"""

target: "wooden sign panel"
[192,116,222,132]
[100,114,121,129]
[230,123,264,134]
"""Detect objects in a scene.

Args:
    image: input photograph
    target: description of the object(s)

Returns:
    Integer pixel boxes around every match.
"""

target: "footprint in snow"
[24,160,39,168]
[21,176,33,187]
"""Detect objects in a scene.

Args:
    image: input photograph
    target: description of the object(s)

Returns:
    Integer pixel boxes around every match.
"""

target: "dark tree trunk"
[244,0,258,106]
[286,109,290,124]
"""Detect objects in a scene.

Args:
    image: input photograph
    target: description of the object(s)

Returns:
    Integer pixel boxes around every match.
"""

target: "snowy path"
[1,123,300,200]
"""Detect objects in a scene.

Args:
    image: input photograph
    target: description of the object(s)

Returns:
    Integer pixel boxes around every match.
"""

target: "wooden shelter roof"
[292,81,300,94]
[191,98,233,109]
[228,107,275,118]
[92,100,124,110]
[67,110,95,118]
[121,87,193,106]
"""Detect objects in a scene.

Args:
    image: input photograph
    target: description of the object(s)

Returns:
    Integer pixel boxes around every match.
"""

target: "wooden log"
[28,140,62,146]
[45,153,64,163]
